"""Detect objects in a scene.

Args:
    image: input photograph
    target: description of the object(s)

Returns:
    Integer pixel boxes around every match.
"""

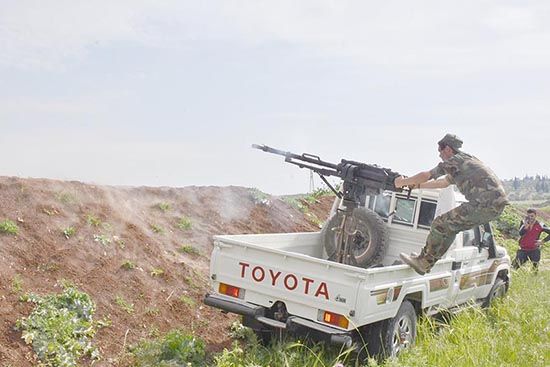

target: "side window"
[462,229,476,247]
[418,200,437,227]
[373,194,391,218]
[393,197,416,225]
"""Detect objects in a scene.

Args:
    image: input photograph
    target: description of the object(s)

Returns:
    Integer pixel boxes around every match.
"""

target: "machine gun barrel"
[253,144,404,206]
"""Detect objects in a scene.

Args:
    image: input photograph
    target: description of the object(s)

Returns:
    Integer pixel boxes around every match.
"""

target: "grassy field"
[209,252,549,367]
[207,206,550,367]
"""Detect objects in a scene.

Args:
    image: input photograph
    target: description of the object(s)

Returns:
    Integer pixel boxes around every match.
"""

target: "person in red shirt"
[513,208,550,270]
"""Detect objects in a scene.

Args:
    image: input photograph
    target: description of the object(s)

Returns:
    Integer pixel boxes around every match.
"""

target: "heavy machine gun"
[253,144,407,267]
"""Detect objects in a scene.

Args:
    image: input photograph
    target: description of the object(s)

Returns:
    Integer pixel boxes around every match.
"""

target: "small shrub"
[56,192,76,204]
[0,220,19,235]
[150,268,164,277]
[121,260,136,270]
[157,202,171,212]
[62,226,76,239]
[179,295,196,307]
[86,214,102,227]
[115,296,134,314]
[93,234,111,246]
[130,329,206,367]
[16,286,100,366]
[250,188,271,205]
[145,307,160,317]
[178,245,200,256]
[150,224,164,234]
[12,274,23,293]
[177,217,192,231]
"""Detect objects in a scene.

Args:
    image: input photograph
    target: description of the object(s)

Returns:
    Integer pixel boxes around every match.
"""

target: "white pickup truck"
[204,187,511,358]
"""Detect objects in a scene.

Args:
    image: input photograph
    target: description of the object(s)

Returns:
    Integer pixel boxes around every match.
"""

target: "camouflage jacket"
[429,152,509,208]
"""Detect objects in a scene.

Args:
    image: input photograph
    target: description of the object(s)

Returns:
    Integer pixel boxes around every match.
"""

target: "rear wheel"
[322,207,388,267]
[359,300,417,360]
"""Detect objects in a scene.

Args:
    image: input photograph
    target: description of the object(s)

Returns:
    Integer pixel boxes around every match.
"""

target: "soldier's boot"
[399,251,436,275]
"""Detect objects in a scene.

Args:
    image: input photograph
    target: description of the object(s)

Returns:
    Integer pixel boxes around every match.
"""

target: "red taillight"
[321,310,349,329]
[219,283,242,298]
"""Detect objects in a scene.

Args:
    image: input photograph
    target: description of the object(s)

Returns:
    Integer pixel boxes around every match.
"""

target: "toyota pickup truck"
[204,187,511,359]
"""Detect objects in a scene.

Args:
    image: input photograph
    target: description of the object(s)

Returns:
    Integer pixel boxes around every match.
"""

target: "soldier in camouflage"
[394,133,509,275]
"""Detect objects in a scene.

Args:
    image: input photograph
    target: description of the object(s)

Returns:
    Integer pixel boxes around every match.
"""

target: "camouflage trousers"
[421,202,506,266]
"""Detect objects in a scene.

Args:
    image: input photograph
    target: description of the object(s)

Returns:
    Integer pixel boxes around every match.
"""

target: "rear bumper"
[204,293,353,347]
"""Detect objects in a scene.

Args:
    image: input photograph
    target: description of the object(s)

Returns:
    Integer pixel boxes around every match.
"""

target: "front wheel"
[482,277,508,308]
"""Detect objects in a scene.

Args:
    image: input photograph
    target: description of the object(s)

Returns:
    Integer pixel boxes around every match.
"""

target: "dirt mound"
[0,176,333,366]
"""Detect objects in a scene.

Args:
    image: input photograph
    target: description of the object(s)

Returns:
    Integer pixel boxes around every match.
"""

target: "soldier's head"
[437,133,463,160]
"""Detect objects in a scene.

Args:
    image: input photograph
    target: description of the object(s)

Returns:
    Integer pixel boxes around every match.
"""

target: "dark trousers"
[513,248,541,270]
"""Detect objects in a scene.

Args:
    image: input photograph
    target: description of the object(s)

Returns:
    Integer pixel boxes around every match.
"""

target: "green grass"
[16,286,100,366]
[150,224,164,234]
[129,329,206,367]
[121,260,136,270]
[150,268,165,277]
[11,274,23,293]
[0,219,19,235]
[86,214,102,227]
[115,295,134,314]
[178,244,200,256]
[157,202,171,212]
[62,226,76,239]
[177,217,192,231]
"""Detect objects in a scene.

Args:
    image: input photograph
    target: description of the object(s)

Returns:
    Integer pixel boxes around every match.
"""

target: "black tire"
[482,277,507,308]
[359,301,417,360]
[321,207,388,267]
[242,316,273,346]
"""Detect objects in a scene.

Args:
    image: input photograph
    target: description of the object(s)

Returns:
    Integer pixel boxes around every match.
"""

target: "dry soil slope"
[0,176,332,366]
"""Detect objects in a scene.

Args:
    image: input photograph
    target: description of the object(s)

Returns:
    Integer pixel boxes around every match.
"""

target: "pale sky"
[0,1,548,194]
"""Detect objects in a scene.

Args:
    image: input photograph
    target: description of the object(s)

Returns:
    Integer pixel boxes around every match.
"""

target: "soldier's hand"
[394,176,406,188]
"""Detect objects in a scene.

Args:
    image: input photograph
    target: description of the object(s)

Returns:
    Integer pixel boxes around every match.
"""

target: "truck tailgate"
[210,234,362,325]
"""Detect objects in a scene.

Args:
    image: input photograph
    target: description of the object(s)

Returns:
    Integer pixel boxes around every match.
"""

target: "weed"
[62,226,76,239]
[115,296,134,314]
[178,244,200,256]
[42,207,59,216]
[121,260,136,270]
[113,235,125,249]
[148,326,160,338]
[11,274,23,293]
[0,220,19,235]
[16,286,100,366]
[157,202,171,212]
[150,224,164,234]
[150,268,165,277]
[177,217,192,231]
[179,295,196,307]
[250,188,271,205]
[144,307,160,317]
[86,214,102,227]
[56,191,76,204]
[93,234,111,246]
[37,262,59,273]
[229,321,256,341]
[129,329,206,367]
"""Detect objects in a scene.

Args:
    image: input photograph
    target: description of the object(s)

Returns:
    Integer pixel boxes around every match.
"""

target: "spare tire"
[321,207,388,267]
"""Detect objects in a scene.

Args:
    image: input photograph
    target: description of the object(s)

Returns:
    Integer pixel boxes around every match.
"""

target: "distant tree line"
[502,175,550,201]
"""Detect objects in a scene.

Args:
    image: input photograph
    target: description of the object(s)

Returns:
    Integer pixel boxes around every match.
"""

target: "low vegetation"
[16,286,100,367]
[177,216,192,231]
[62,226,76,239]
[129,329,206,367]
[0,219,19,235]
[157,202,171,212]
[178,244,200,256]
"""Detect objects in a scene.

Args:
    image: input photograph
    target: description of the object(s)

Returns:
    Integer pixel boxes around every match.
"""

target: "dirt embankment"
[0,176,333,366]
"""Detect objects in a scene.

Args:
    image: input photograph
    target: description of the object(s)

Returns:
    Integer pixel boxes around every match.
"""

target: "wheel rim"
[391,315,413,357]
[347,218,372,258]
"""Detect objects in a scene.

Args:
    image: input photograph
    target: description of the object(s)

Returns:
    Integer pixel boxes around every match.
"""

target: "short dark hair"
[527,208,537,215]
